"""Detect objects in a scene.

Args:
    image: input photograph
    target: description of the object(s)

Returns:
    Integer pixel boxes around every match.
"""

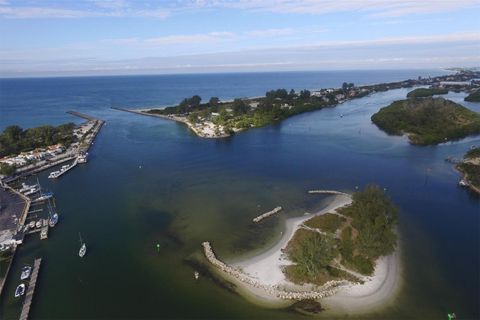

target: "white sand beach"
[321,247,401,314]
[233,194,352,287]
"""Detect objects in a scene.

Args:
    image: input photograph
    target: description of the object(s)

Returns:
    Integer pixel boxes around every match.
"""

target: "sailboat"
[78,233,87,258]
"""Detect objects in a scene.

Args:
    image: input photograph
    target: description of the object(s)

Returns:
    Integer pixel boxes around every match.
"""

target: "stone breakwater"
[308,190,349,196]
[202,241,349,300]
[252,206,282,223]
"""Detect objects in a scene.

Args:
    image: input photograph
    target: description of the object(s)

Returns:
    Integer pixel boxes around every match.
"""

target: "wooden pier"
[19,258,42,320]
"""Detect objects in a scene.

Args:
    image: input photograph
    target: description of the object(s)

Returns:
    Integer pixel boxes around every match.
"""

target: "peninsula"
[0,112,104,180]
[202,186,400,313]
[114,71,480,138]
[371,97,480,145]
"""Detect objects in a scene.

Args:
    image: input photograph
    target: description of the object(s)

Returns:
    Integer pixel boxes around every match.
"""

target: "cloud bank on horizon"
[0,0,479,76]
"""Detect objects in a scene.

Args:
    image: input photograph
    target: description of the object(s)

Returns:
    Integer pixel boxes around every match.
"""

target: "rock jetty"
[252,206,282,223]
[202,241,349,301]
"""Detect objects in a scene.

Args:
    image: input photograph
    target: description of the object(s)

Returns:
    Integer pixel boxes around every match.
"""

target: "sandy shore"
[218,193,402,313]
[233,194,352,287]
[321,248,402,314]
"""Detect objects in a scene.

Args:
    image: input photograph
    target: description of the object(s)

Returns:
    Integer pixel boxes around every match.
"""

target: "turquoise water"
[0,71,478,319]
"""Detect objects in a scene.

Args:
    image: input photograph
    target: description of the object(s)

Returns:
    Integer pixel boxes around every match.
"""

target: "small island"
[202,186,400,313]
[465,89,480,102]
[406,87,448,98]
[371,97,480,145]
[457,147,480,193]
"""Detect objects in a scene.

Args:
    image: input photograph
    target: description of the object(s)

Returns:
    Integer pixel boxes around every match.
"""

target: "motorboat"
[19,183,35,193]
[79,243,87,258]
[34,191,54,202]
[48,171,61,179]
[23,186,40,196]
[77,153,88,164]
[14,283,25,298]
[78,233,87,258]
[20,266,32,280]
[49,213,58,227]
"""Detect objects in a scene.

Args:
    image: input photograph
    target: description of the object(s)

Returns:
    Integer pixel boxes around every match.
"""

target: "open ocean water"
[0,70,478,319]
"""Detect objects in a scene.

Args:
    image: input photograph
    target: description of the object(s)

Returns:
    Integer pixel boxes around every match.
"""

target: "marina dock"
[19,258,42,320]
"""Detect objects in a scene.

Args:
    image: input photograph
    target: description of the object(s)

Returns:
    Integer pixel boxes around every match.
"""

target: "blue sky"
[0,0,479,76]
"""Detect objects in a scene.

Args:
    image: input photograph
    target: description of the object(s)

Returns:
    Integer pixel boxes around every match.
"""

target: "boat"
[34,191,54,202]
[78,233,87,258]
[49,213,58,227]
[20,266,32,280]
[77,153,88,164]
[35,220,42,228]
[79,243,87,258]
[459,179,470,187]
[40,227,48,239]
[23,186,40,196]
[194,271,199,280]
[19,183,35,193]
[48,171,61,179]
[28,221,35,229]
[15,283,25,298]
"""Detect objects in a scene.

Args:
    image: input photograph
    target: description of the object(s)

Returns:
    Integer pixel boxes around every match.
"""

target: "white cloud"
[89,0,130,9]
[244,28,294,37]
[0,6,96,18]
[0,2,170,19]
[186,0,480,17]
[144,32,235,45]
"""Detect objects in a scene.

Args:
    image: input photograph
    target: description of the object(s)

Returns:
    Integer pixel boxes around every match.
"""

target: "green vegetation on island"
[371,98,480,145]
[147,88,335,133]
[304,213,345,233]
[284,185,398,286]
[465,89,480,102]
[406,87,448,98]
[457,147,480,192]
[465,147,480,159]
[0,123,75,158]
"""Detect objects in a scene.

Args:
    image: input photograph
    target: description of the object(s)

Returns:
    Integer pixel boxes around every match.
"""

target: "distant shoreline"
[113,70,478,139]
